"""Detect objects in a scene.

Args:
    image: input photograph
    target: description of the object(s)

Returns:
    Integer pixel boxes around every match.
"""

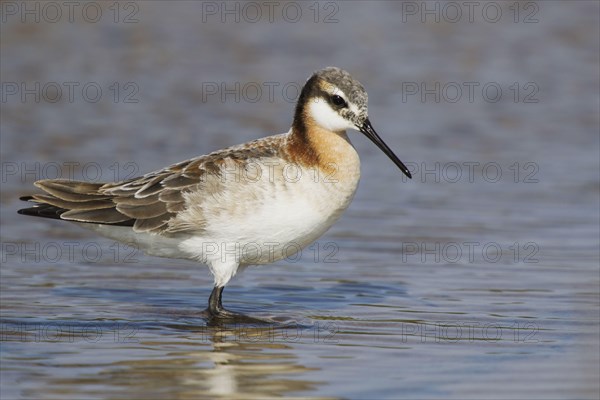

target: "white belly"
[179,164,360,267]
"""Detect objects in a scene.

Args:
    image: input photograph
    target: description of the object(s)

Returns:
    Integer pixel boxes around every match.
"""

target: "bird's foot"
[203,306,269,325]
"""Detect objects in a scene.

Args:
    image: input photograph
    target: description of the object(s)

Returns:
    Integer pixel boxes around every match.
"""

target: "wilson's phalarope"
[19,67,412,320]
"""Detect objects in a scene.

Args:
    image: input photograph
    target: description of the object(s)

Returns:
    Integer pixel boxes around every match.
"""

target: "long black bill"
[360,118,412,179]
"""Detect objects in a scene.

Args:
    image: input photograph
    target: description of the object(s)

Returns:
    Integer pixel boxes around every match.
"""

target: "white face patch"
[308,98,356,132]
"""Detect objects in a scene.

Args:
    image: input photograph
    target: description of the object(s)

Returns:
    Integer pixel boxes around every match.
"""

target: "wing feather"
[35,180,109,201]
[116,200,168,219]
[133,215,171,233]
[31,194,114,211]
[61,208,133,224]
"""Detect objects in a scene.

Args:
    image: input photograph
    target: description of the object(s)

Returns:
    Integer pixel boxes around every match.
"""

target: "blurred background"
[1,1,598,399]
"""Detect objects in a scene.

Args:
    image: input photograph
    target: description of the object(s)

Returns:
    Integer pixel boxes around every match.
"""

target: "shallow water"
[1,1,599,399]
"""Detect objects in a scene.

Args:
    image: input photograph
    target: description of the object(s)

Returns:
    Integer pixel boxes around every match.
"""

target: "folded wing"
[18,134,287,235]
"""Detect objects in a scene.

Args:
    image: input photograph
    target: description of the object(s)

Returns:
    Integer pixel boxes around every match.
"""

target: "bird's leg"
[207,286,245,319]
[208,286,225,315]
[205,286,269,324]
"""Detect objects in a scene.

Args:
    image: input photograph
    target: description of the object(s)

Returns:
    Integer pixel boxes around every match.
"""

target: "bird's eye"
[331,94,347,107]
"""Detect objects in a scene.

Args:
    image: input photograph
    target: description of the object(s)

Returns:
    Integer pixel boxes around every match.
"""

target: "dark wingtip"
[17,203,66,220]
[19,196,35,202]
[17,207,44,217]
